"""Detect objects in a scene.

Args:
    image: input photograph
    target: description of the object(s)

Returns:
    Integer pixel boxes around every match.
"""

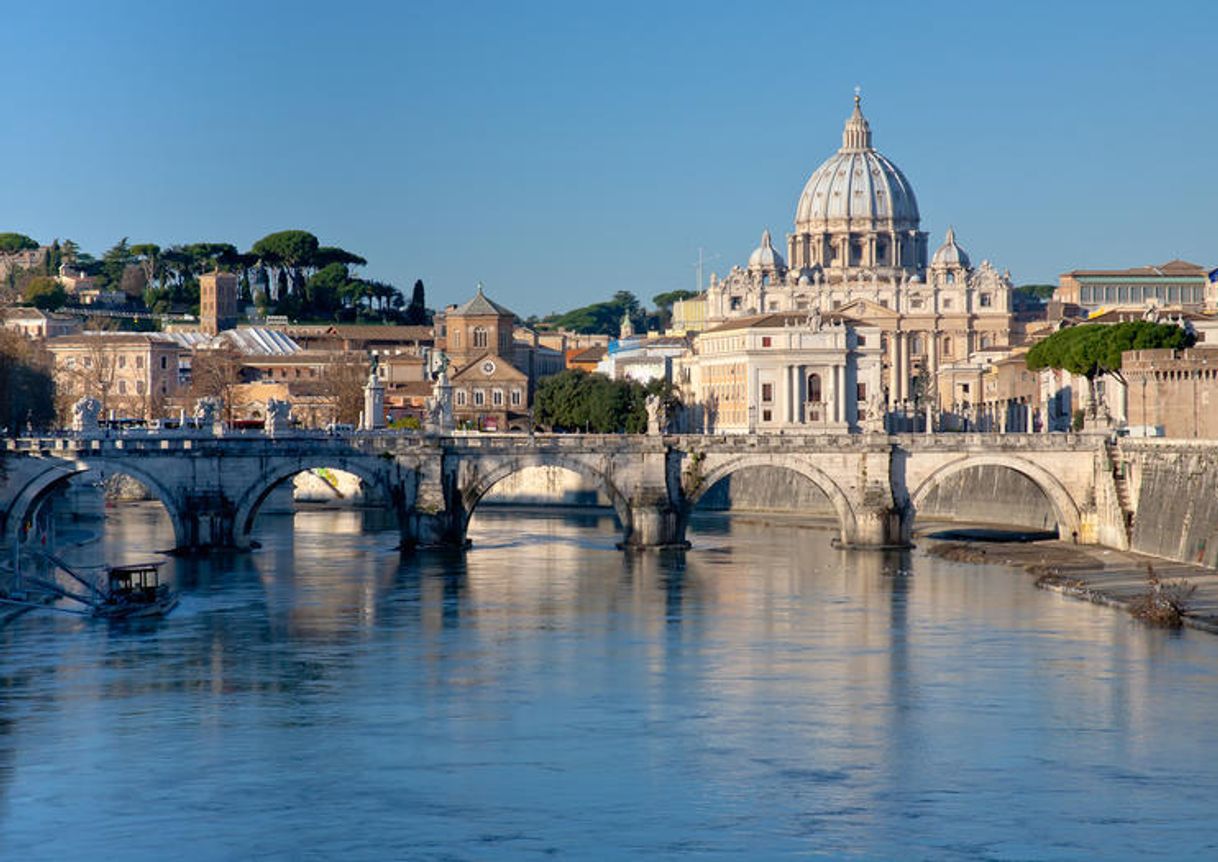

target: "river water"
[1,503,1216,861]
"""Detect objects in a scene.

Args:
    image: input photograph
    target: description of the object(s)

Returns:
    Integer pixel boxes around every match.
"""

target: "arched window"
[807,373,822,403]
[492,389,503,406]
[456,390,467,406]
[946,272,955,284]
[473,389,485,406]
[942,336,952,357]
[473,327,488,349]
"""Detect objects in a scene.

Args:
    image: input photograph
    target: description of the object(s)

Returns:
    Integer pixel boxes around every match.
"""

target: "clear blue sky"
[2,0,1215,315]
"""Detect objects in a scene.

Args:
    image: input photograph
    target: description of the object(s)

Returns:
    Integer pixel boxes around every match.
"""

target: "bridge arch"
[460,454,632,540]
[685,453,859,543]
[910,454,1082,539]
[3,457,190,550]
[232,458,397,549]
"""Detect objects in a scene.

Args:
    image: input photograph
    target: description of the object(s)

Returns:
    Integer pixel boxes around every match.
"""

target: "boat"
[92,563,179,620]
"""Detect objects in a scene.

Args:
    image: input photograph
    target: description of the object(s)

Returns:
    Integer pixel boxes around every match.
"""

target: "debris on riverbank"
[925,537,1218,635]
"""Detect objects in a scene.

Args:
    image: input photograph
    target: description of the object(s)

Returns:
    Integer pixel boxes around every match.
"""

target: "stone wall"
[696,466,834,513]
[916,464,1059,532]
[480,465,611,507]
[1126,443,1218,567]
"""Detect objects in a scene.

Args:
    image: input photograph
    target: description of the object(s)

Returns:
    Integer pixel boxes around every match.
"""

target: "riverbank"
[924,531,1218,635]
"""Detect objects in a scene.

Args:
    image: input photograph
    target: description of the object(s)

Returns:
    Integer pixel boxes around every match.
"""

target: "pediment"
[834,298,900,321]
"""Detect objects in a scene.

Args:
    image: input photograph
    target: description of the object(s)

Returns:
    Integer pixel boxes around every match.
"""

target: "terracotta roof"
[568,345,606,362]
[46,333,172,348]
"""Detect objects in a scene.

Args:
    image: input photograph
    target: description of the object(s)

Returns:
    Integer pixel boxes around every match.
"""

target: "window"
[946,272,955,285]
[762,409,772,422]
[807,373,822,403]
[730,297,742,311]
[118,355,127,369]
[118,380,127,395]
[761,336,772,347]
[474,327,488,349]
[136,356,144,369]
[910,334,923,354]
[761,383,773,402]
[492,389,503,406]
[943,297,952,309]
[857,335,866,346]
[160,355,167,370]
[510,388,522,406]
[911,298,923,309]
[857,382,867,401]
[456,390,467,406]
[942,336,952,356]
[136,380,145,395]
[979,293,992,307]
[879,300,889,308]
[473,389,485,406]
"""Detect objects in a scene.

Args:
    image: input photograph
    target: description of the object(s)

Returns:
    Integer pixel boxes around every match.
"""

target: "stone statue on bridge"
[862,392,887,434]
[646,394,667,436]
[265,398,292,437]
[71,396,102,434]
[193,397,221,435]
[425,371,454,434]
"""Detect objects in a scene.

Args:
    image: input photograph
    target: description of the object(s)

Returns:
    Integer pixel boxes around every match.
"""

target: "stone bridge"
[0,431,1127,556]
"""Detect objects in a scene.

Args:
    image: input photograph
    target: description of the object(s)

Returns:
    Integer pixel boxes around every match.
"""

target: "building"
[1055,260,1214,313]
[46,333,184,420]
[595,334,689,385]
[199,271,239,335]
[678,312,883,434]
[283,323,434,356]
[565,344,607,373]
[668,296,708,335]
[0,246,48,281]
[1123,347,1218,438]
[439,285,533,430]
[0,307,81,340]
[702,95,1017,407]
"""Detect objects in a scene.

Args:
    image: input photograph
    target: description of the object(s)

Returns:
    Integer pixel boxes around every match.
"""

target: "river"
[1,503,1216,860]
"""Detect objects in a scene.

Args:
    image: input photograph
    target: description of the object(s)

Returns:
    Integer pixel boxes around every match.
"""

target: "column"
[888,332,900,407]
[897,333,908,402]
[797,365,806,424]
[831,365,841,424]
[789,365,799,426]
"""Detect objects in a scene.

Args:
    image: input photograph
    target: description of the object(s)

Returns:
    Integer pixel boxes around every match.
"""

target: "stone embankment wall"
[695,465,834,513]
[480,466,611,507]
[915,464,1058,531]
[1124,442,1218,567]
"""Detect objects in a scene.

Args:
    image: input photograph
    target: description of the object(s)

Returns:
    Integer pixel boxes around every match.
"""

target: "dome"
[794,95,920,228]
[747,229,786,271]
[931,226,970,268]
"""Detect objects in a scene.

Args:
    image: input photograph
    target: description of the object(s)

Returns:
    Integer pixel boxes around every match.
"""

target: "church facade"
[703,95,1017,407]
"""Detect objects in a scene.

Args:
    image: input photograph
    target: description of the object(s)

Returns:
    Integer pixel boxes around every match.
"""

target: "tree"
[312,246,367,268]
[97,238,135,294]
[0,233,38,254]
[250,230,320,298]
[130,243,162,291]
[189,345,247,424]
[304,263,349,318]
[1026,320,1195,407]
[0,331,54,433]
[23,276,67,310]
[533,370,676,433]
[319,353,368,425]
[405,279,429,325]
[543,291,646,336]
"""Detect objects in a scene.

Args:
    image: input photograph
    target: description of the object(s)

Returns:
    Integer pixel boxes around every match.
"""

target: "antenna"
[691,247,722,291]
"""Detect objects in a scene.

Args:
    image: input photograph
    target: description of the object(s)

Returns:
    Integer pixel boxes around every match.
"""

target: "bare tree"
[189,344,247,424]
[319,352,368,425]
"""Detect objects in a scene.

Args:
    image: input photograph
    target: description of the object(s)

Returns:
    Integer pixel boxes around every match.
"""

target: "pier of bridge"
[0,429,1128,558]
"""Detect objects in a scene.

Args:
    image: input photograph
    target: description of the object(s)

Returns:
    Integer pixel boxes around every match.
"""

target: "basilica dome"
[794,96,920,229]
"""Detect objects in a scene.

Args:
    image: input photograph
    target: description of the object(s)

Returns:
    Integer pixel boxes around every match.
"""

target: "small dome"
[748,229,786,272]
[931,226,970,269]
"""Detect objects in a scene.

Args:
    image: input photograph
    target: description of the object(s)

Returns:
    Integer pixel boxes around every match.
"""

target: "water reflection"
[0,505,1215,859]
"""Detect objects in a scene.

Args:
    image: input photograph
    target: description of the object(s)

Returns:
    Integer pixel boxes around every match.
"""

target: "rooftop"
[1063,259,1209,279]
